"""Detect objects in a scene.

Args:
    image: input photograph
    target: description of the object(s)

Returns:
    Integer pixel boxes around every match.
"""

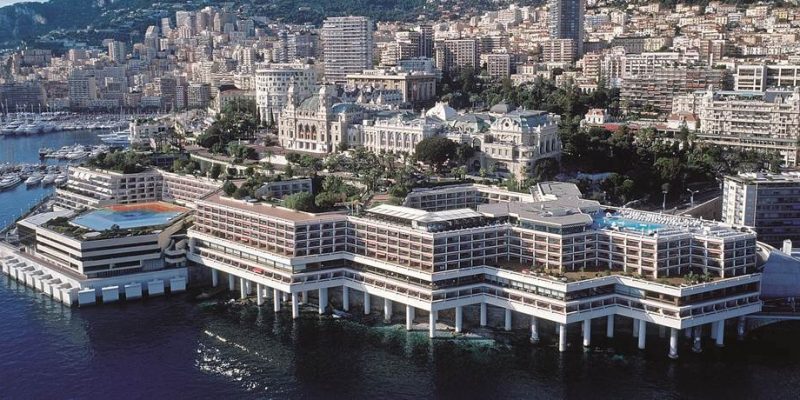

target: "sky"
[0,0,46,7]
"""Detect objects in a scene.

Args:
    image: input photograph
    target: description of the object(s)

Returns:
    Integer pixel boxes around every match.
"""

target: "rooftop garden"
[84,149,151,174]
[221,173,361,213]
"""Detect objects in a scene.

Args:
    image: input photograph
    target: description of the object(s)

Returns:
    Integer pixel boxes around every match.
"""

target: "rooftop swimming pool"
[72,202,187,231]
[592,213,664,234]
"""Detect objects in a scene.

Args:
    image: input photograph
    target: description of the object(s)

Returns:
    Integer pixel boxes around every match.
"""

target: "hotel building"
[3,202,191,306]
[254,63,318,125]
[188,182,763,358]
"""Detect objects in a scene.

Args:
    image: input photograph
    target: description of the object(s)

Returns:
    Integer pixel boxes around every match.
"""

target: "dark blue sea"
[1,132,800,399]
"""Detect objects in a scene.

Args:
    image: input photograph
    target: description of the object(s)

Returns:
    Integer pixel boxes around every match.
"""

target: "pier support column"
[530,317,540,344]
[669,328,679,359]
[406,305,414,331]
[455,306,463,333]
[342,286,350,312]
[558,323,567,352]
[239,278,247,300]
[364,292,371,315]
[633,318,640,338]
[429,310,438,338]
[300,291,307,304]
[710,321,718,340]
[737,316,746,341]
[281,292,288,303]
[291,292,300,319]
[638,320,647,350]
[273,289,281,312]
[606,315,615,338]
[384,298,393,323]
[228,274,235,291]
[684,328,692,339]
[211,269,219,287]
[715,320,725,347]
[692,326,703,353]
[504,309,512,331]
[256,284,264,306]
[479,303,487,327]
[583,319,592,347]
[245,280,252,296]
[318,287,328,314]
[659,325,666,338]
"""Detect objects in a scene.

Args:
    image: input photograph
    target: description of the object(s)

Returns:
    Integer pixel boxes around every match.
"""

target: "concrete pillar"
[429,310,437,338]
[406,305,414,331]
[558,323,567,352]
[256,284,264,306]
[342,286,350,312]
[318,287,328,314]
[211,269,219,287]
[633,318,640,338]
[638,320,646,350]
[300,291,307,304]
[669,328,679,359]
[455,306,463,333]
[239,278,247,300]
[273,289,280,312]
[228,274,235,291]
[715,319,725,347]
[504,309,512,331]
[583,319,591,347]
[245,280,252,295]
[692,326,703,353]
[530,317,540,344]
[684,328,692,339]
[364,292,371,315]
[710,321,718,340]
[737,316,746,341]
[384,298,393,323]
[281,292,288,303]
[606,315,615,338]
[291,292,300,319]
[479,303,487,327]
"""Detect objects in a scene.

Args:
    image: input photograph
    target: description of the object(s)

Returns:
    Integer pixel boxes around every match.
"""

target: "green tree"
[209,164,222,180]
[414,136,458,172]
[284,191,315,212]
[222,181,236,196]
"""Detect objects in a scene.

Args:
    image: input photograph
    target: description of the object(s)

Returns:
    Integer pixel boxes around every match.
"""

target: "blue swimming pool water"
[72,208,183,231]
[592,213,664,233]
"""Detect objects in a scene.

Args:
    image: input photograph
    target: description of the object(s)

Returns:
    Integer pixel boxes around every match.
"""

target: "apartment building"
[187,182,761,357]
[485,53,512,79]
[322,16,374,83]
[722,172,800,248]
[254,63,318,125]
[548,0,586,56]
[735,64,800,92]
[687,88,800,166]
[621,67,727,114]
[434,39,480,74]
[541,39,576,63]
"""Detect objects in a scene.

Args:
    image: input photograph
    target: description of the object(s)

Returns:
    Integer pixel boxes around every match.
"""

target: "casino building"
[188,182,764,358]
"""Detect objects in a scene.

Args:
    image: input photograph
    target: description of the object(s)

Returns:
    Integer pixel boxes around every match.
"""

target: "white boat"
[0,174,22,190]
[25,174,43,186]
[101,133,130,145]
[54,175,68,186]
[42,174,57,185]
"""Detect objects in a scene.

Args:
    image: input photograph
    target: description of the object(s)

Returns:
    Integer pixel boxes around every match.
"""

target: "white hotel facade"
[188,183,763,358]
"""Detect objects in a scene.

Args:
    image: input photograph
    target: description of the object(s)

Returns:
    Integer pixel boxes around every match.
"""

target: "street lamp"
[686,188,700,207]
[662,189,668,211]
